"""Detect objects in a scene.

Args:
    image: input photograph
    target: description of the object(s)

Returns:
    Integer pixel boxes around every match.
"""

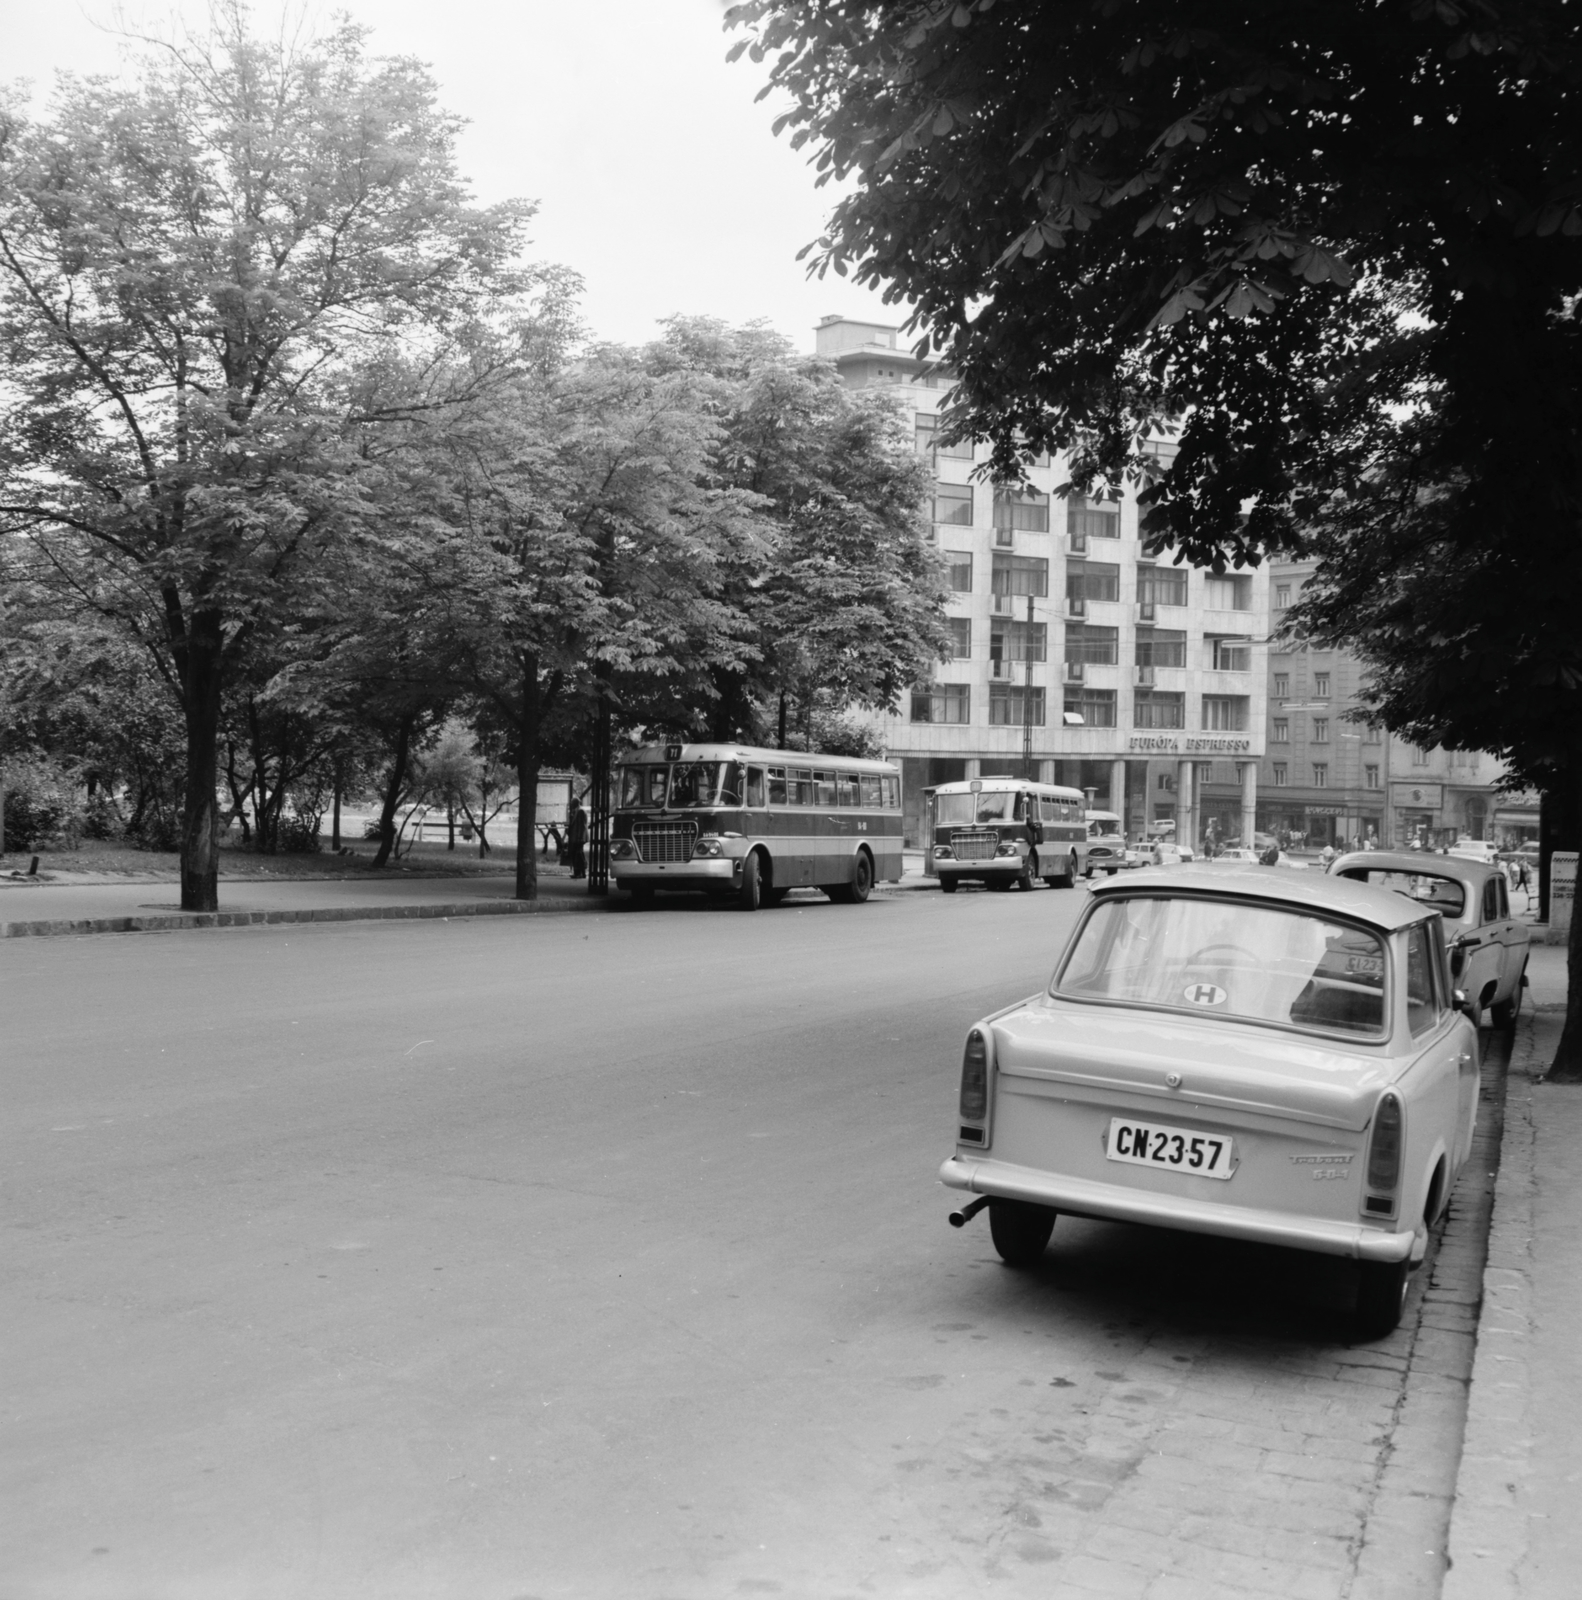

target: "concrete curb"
[2,896,602,939]
[1441,1004,1557,1599]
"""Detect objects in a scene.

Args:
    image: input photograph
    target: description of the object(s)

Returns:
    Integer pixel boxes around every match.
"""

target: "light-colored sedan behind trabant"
[1327,850,1528,1030]
[941,865,1480,1338]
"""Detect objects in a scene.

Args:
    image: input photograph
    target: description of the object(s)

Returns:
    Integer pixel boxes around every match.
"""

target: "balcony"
[1066,594,1087,620]
[1063,660,1086,684]
[1067,532,1088,556]
[1137,599,1156,623]
[1135,665,1156,687]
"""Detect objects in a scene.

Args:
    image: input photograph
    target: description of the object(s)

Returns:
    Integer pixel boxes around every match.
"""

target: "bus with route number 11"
[924,777,1089,893]
[609,743,903,910]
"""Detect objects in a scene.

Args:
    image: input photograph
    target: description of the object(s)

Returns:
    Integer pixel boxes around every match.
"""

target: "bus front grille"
[632,821,698,864]
[952,829,999,861]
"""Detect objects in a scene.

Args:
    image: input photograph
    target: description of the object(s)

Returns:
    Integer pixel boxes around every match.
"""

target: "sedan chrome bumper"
[939,1154,1413,1263]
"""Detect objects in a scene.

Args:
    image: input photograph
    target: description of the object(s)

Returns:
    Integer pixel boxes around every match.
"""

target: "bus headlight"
[996,842,1022,857]
[933,846,954,860]
[610,838,634,858]
[693,838,724,859]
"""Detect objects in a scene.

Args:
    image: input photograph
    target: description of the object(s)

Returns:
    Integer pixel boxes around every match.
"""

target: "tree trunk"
[447,803,456,851]
[514,656,540,901]
[1546,776,1582,1081]
[369,714,416,869]
[778,691,788,749]
[331,771,342,853]
[178,609,225,912]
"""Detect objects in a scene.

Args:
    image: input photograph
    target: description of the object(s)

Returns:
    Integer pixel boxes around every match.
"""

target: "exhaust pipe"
[948,1195,992,1229]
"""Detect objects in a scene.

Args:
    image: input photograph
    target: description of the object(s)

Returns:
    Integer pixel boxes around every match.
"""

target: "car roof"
[622,744,896,773]
[1329,850,1499,888]
[1090,861,1435,932]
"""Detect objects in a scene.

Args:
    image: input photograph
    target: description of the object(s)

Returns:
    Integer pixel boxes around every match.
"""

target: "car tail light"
[1365,1093,1403,1213]
[960,1030,989,1123]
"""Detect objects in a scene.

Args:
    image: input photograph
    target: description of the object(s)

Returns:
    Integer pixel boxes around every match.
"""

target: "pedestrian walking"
[567,798,587,879]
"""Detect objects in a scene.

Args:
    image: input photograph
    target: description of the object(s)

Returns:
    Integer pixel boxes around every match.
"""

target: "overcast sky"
[0,0,906,350]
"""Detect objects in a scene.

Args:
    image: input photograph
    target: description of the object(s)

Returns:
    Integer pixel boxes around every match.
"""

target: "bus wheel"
[829,850,873,904]
[737,851,763,911]
[1048,854,1076,889]
[940,876,958,894]
[1015,855,1036,891]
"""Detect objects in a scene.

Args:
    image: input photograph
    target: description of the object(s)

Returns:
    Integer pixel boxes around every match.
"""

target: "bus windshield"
[669,761,744,808]
[938,790,1021,825]
[619,765,669,809]
[1088,816,1122,839]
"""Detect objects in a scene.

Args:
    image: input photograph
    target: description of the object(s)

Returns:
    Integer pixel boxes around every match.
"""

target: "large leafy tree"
[0,4,533,909]
[729,0,1582,1062]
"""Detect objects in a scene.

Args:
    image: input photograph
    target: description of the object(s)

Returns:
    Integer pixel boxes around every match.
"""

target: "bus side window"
[746,766,766,808]
[836,773,859,807]
[859,774,881,807]
[767,767,788,806]
[791,768,814,806]
[882,775,900,809]
[815,770,837,807]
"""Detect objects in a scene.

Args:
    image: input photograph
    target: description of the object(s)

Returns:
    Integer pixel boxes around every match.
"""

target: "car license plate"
[1106,1117,1235,1179]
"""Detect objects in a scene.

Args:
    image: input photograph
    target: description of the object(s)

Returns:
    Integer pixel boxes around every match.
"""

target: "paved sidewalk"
[2,854,943,938]
[1444,941,1581,1599]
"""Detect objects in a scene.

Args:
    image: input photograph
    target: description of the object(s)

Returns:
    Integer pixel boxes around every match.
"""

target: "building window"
[1064,688,1117,728]
[991,552,1049,598]
[1203,573,1253,610]
[1412,746,1430,768]
[1272,718,1289,742]
[1364,724,1382,744]
[1209,637,1251,672]
[946,550,973,593]
[993,486,1050,537]
[910,685,969,723]
[1312,762,1329,788]
[1313,718,1330,743]
[1136,564,1188,607]
[1314,672,1331,698]
[1273,672,1289,698]
[1134,690,1185,729]
[1065,559,1120,603]
[1365,764,1381,789]
[1272,762,1288,786]
[1274,583,1291,608]
[989,684,1046,726]
[990,620,1046,664]
[1067,496,1119,541]
[935,433,975,461]
[943,618,971,659]
[1065,624,1118,665]
[933,483,974,526]
[1202,696,1249,732]
[1135,629,1186,668]
[914,413,936,458]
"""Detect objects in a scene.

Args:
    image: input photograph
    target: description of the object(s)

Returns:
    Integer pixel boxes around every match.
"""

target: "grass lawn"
[2,836,569,881]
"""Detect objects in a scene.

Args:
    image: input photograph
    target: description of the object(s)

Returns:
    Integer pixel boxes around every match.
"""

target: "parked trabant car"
[1327,850,1529,1030]
[940,866,1481,1337]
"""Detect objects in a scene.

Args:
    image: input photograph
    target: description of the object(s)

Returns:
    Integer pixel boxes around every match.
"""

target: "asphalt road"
[2,885,1498,1600]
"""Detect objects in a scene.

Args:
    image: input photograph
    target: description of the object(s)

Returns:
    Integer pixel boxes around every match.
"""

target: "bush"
[2,759,80,852]
[80,791,125,841]
[277,812,322,853]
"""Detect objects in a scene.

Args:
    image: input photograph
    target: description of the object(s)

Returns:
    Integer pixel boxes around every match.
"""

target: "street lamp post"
[1022,591,1035,781]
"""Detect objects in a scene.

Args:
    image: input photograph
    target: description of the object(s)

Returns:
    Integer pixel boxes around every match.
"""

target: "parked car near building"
[1327,851,1529,1029]
[941,866,1481,1337]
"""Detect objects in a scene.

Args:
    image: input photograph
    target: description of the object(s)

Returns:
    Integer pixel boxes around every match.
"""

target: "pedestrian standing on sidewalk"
[567,799,587,879]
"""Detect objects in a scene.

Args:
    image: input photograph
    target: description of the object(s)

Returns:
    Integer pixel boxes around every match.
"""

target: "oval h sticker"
[1183,982,1227,1007]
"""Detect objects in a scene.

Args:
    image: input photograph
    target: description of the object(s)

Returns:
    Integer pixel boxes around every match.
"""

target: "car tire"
[1491,964,1526,1029]
[940,876,958,894]
[1354,1257,1410,1340]
[1015,855,1036,891]
[988,1200,1057,1268]
[737,851,762,912]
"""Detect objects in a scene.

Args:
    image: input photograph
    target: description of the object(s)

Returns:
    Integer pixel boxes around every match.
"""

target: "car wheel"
[989,1200,1056,1268]
[1491,964,1526,1029]
[1354,1257,1410,1340]
[940,876,958,894]
[737,851,762,911]
[1015,854,1036,891]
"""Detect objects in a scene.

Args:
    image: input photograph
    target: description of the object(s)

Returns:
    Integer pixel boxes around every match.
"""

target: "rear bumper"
[939,1154,1413,1263]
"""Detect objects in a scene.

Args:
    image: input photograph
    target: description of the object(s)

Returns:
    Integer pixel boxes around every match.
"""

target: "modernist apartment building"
[1259,560,1536,848]
[817,316,1269,849]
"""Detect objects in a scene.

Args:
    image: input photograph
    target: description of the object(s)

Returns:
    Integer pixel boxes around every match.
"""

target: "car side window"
[1405,925,1437,1034]
[745,766,765,808]
[1496,876,1510,918]
[1483,877,1500,923]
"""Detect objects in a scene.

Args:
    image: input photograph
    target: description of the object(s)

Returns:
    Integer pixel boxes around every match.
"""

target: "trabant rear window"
[1337,869,1466,919]
[1055,895,1388,1038]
